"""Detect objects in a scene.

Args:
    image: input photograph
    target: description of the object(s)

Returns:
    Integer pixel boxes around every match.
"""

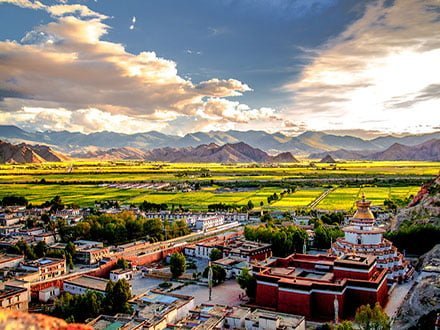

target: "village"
[0,190,436,330]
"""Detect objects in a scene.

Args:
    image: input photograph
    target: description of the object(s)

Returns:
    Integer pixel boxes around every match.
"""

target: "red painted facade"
[253,253,388,321]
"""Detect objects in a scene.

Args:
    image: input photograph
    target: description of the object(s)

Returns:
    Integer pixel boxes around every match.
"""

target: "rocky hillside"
[0,140,68,164]
[73,142,299,163]
[393,244,440,329]
[396,174,440,227]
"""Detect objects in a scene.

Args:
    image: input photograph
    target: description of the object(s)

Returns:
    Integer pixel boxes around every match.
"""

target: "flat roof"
[22,257,64,268]
[0,285,27,298]
[246,308,304,328]
[0,253,23,263]
[88,315,144,330]
[64,275,108,292]
[228,307,251,319]
[110,268,132,275]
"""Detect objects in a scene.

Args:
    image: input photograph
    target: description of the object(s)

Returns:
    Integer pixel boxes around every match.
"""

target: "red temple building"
[253,253,388,321]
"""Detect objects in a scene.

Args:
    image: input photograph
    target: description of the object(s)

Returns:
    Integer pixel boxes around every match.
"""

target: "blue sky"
[0,0,439,136]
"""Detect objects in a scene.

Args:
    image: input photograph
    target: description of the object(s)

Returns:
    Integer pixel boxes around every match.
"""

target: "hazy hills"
[309,139,440,161]
[0,140,69,164]
[72,142,299,163]
[1,125,439,155]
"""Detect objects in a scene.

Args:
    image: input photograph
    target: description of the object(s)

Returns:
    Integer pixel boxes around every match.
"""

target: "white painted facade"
[38,286,60,303]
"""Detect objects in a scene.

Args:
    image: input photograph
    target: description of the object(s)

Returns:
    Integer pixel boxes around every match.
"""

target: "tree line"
[58,211,190,245]
[49,279,131,323]
[244,224,307,257]
[385,222,440,255]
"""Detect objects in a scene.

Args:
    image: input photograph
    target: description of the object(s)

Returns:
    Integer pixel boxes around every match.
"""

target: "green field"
[270,188,325,209]
[315,186,421,211]
[0,160,436,211]
[0,160,438,183]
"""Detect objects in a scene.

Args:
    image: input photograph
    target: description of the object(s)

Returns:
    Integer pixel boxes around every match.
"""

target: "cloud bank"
[0,1,280,133]
[284,0,440,134]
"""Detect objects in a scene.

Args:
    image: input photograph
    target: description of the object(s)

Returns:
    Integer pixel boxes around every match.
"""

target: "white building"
[63,275,109,295]
[109,268,133,282]
[38,286,60,303]
[0,213,21,227]
[243,308,305,330]
[195,215,224,231]
[20,258,66,282]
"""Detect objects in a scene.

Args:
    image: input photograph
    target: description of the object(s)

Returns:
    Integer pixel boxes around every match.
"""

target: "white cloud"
[47,4,108,19]
[284,0,440,134]
[0,0,44,10]
[0,4,280,133]
[0,107,169,133]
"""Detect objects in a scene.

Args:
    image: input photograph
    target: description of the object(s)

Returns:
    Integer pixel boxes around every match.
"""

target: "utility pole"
[208,261,213,301]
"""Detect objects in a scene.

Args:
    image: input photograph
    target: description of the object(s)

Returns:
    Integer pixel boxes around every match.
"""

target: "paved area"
[385,274,418,320]
[171,280,243,306]
[130,272,165,296]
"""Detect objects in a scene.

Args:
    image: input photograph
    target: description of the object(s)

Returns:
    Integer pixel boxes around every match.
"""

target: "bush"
[203,264,226,286]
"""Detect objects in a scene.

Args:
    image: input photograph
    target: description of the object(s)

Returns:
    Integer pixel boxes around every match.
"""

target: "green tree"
[65,241,76,270]
[314,222,344,249]
[209,248,223,261]
[51,290,105,323]
[79,291,104,321]
[2,195,28,206]
[203,264,226,285]
[115,258,129,270]
[354,303,390,330]
[237,267,257,299]
[169,253,186,278]
[34,241,47,258]
[14,240,37,260]
[260,213,272,222]
[65,241,76,256]
[105,279,132,314]
[334,321,355,330]
[247,200,254,210]
[144,218,164,241]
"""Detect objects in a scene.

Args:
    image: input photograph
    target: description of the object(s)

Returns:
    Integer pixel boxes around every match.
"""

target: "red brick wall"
[278,290,311,319]
[311,292,344,321]
[255,283,278,308]
[334,268,371,281]
[376,277,388,307]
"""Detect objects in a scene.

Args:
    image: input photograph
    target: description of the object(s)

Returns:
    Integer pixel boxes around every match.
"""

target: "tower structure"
[331,193,414,282]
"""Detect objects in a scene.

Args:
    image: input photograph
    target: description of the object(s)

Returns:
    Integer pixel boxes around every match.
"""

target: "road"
[385,273,419,322]
[171,280,243,307]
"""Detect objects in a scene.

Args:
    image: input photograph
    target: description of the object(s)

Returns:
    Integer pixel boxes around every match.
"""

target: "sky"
[0,0,439,137]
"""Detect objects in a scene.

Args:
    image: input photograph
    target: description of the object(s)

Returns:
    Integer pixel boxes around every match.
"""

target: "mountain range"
[1,125,439,155]
[309,139,440,161]
[72,142,299,163]
[0,140,69,163]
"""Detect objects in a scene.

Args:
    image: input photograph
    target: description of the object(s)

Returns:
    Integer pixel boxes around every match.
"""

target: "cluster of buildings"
[0,194,416,328]
[86,298,306,330]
